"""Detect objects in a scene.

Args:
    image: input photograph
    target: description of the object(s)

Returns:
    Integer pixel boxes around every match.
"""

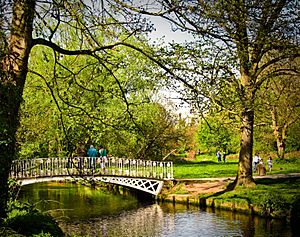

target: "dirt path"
[172,173,300,195]
[182,180,229,195]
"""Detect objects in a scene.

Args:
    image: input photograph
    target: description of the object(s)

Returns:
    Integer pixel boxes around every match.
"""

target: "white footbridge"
[10,157,174,196]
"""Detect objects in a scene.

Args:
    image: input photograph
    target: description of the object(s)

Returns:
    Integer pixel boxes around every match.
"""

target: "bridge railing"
[10,157,174,180]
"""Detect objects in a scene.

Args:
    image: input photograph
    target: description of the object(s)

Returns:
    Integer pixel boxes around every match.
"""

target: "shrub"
[6,211,63,237]
[5,201,63,237]
[256,192,291,217]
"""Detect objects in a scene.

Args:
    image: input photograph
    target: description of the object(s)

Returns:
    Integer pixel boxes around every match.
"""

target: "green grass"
[169,153,300,219]
[203,177,300,218]
[172,153,300,179]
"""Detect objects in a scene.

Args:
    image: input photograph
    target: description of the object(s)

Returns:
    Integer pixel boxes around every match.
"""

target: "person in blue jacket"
[87,145,97,157]
[87,145,97,170]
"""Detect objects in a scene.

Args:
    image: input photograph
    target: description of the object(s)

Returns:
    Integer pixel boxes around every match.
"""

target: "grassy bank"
[203,177,300,218]
[160,176,300,220]
[162,153,300,220]
[173,153,300,179]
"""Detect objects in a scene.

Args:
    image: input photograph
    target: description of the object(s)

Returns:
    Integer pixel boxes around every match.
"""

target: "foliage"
[197,114,240,154]
[291,196,300,228]
[255,192,291,217]
[7,179,21,203]
[32,232,54,237]
[120,0,300,185]
[255,63,300,158]
[6,211,63,237]
[4,200,63,237]
[248,178,300,217]
[286,121,300,152]
[17,40,192,160]
[253,124,276,153]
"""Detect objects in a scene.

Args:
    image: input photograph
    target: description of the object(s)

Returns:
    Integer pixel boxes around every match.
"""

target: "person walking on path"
[217,151,221,162]
[253,153,260,172]
[222,151,227,163]
[87,145,97,157]
[267,157,273,172]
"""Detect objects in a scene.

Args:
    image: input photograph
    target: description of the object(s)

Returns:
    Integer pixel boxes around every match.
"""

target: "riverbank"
[158,173,300,221]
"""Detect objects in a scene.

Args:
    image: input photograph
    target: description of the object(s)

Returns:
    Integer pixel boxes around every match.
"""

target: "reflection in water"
[19,181,141,220]
[19,182,293,237]
[61,204,292,237]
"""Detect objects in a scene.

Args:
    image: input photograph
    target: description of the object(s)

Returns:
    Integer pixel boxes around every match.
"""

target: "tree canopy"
[114,0,300,186]
[0,0,156,218]
[1,0,299,218]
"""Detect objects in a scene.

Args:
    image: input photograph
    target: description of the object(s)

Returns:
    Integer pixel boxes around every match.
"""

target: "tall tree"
[114,0,300,186]
[0,0,36,218]
[256,59,300,158]
[0,0,151,217]
[18,43,182,160]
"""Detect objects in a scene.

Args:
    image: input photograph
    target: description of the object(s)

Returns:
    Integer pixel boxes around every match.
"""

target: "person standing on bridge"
[87,145,97,157]
[99,146,108,173]
[87,145,97,170]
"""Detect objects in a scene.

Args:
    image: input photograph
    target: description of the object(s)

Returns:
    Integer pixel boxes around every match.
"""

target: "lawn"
[172,153,300,179]
[170,153,300,219]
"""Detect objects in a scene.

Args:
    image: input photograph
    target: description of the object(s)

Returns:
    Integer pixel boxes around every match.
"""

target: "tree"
[0,0,153,218]
[18,45,183,160]
[17,34,160,158]
[113,0,300,186]
[256,59,300,158]
[197,114,240,154]
[0,0,36,218]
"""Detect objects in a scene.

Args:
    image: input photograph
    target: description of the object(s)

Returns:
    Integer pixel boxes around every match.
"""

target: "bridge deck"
[10,157,173,195]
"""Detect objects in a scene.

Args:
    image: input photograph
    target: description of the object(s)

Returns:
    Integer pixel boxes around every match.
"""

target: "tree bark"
[0,0,35,218]
[271,107,287,159]
[234,72,255,187]
[235,108,255,186]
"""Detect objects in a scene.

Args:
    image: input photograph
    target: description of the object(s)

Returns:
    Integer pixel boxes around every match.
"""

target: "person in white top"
[253,153,260,172]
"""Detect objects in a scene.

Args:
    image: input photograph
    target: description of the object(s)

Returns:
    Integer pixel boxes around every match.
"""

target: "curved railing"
[10,157,174,180]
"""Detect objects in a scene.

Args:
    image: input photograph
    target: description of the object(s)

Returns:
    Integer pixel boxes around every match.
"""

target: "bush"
[5,201,63,237]
[256,192,291,217]
[6,211,63,237]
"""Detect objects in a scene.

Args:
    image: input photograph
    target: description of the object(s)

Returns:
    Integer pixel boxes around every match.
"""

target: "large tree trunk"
[235,108,255,186]
[234,73,255,187]
[0,0,35,218]
[271,107,287,159]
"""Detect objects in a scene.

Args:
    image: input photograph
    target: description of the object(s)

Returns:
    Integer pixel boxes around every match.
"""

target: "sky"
[147,16,194,117]
[148,16,194,44]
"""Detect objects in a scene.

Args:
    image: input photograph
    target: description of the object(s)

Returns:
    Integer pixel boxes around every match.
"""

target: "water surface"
[19,182,294,237]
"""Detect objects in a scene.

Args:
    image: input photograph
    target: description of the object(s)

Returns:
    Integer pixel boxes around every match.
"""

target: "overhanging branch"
[31,38,124,55]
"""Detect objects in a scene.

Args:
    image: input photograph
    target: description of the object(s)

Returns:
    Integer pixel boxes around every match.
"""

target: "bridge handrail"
[10,157,174,180]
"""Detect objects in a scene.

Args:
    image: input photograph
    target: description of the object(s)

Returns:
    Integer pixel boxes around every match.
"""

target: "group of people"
[253,153,273,175]
[216,151,227,163]
[216,150,273,175]
[87,145,108,170]
[87,145,107,158]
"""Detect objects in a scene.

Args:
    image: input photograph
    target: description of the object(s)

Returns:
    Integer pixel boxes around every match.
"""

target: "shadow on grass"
[256,177,300,185]
[205,177,300,199]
